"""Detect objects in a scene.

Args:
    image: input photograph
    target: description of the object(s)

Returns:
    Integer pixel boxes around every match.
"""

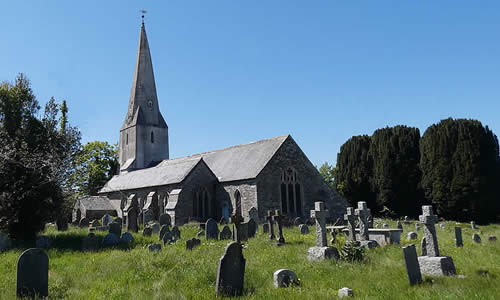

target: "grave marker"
[215,242,245,297]
[273,210,286,245]
[266,210,275,240]
[16,248,48,298]
[344,207,356,241]
[206,218,219,240]
[455,227,463,247]
[402,244,422,285]
[310,201,328,247]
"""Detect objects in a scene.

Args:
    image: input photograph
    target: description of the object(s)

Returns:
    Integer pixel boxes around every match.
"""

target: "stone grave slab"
[273,269,298,288]
[215,242,245,297]
[402,244,422,285]
[16,248,48,298]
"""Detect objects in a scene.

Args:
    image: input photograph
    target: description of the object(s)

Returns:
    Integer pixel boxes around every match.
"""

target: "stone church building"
[96,21,347,225]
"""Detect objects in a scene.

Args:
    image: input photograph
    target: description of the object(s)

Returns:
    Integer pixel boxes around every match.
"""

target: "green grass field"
[0,220,499,299]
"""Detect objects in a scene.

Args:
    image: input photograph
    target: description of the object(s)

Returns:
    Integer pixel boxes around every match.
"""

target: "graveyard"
[1,214,499,299]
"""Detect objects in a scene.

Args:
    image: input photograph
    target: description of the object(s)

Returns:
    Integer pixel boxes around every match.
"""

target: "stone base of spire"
[417,256,456,276]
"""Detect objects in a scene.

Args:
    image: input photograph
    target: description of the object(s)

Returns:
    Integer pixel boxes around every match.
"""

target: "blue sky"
[1,1,499,166]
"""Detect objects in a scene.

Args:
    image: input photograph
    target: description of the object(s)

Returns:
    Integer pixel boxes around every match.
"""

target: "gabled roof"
[99,134,290,193]
[76,196,116,211]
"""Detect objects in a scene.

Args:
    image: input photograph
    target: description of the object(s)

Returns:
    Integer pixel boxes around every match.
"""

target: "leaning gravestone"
[79,217,89,228]
[109,222,122,237]
[216,242,245,297]
[101,214,113,226]
[171,226,181,241]
[159,214,171,226]
[82,233,99,251]
[102,233,120,247]
[159,225,170,241]
[273,269,298,288]
[206,218,219,240]
[417,205,456,276]
[402,244,422,285]
[472,233,481,243]
[220,225,232,240]
[299,224,309,234]
[247,219,257,238]
[17,248,49,298]
[455,227,463,247]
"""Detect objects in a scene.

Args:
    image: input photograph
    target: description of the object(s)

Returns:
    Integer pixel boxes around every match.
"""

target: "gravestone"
[215,242,246,297]
[299,224,309,234]
[354,201,378,248]
[82,233,99,251]
[338,287,354,298]
[238,222,249,242]
[220,225,232,240]
[101,214,113,226]
[35,236,51,249]
[404,216,410,224]
[79,217,89,228]
[148,244,162,252]
[248,207,258,222]
[344,207,356,241]
[159,214,171,226]
[407,232,418,241]
[488,236,497,242]
[231,214,244,243]
[472,233,481,243]
[471,221,477,230]
[102,233,120,247]
[367,215,374,228]
[415,223,421,232]
[121,232,135,245]
[151,223,160,234]
[397,220,403,230]
[124,194,139,233]
[186,238,201,250]
[115,217,122,226]
[262,223,269,233]
[419,205,439,257]
[16,248,48,298]
[56,217,68,231]
[266,210,275,240]
[171,226,181,241]
[402,244,422,285]
[273,269,298,288]
[206,218,219,240]
[247,219,257,238]
[293,217,303,226]
[0,232,12,252]
[109,222,122,237]
[455,227,463,247]
[273,210,286,245]
[91,219,101,228]
[307,246,340,261]
[310,201,328,247]
[162,230,174,245]
[143,210,154,226]
[143,191,158,225]
[159,225,170,241]
[143,227,152,237]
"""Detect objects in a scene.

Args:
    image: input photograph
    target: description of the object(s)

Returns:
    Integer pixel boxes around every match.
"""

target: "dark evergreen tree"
[420,118,500,223]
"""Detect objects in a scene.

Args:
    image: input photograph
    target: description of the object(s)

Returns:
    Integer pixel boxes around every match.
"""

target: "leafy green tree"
[369,126,424,217]
[335,135,376,208]
[70,141,118,196]
[0,74,80,239]
[420,118,500,223]
[318,162,336,190]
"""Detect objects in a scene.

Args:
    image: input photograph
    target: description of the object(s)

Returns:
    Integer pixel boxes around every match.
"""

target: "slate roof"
[99,134,289,193]
[76,196,116,211]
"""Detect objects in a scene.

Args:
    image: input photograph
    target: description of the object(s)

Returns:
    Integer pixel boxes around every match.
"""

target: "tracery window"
[193,187,210,219]
[280,167,302,216]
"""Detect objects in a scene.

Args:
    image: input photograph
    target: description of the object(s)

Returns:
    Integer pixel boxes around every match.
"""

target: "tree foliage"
[0,74,81,239]
[420,118,500,223]
[318,162,336,190]
[70,141,118,196]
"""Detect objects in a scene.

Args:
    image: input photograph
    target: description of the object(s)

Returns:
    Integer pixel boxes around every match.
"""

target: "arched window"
[193,187,211,220]
[280,167,302,216]
[234,190,242,216]
[151,131,154,143]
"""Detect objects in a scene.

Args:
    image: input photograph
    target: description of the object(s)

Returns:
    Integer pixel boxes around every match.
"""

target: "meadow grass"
[0,219,499,299]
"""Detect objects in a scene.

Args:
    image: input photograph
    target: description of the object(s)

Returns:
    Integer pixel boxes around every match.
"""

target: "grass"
[0,219,499,299]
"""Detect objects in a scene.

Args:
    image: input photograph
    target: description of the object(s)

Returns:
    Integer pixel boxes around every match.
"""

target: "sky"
[1,1,499,166]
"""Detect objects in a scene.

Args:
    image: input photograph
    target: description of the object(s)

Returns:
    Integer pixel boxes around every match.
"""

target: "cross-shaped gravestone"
[344,207,356,241]
[231,214,244,244]
[273,210,286,244]
[419,205,439,257]
[266,210,275,240]
[354,202,371,241]
[310,202,328,247]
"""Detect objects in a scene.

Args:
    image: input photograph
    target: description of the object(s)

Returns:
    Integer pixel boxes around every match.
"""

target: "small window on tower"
[151,131,154,143]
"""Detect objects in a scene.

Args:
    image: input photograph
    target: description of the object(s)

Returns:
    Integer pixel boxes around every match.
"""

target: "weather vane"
[141,10,147,23]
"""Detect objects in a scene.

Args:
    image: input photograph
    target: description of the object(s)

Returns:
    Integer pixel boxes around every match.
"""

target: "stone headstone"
[488,236,497,242]
[311,201,328,247]
[471,221,477,230]
[101,214,113,226]
[148,243,162,252]
[354,202,371,241]
[159,224,170,240]
[124,194,139,233]
[402,244,422,285]
[171,226,181,241]
[143,227,152,237]
[266,210,275,240]
[16,248,48,298]
[159,214,171,226]
[143,210,154,225]
[35,236,51,249]
[102,233,120,247]
[238,222,249,242]
[162,230,174,245]
[455,227,463,247]
[472,233,481,243]
[215,242,246,297]
[82,233,99,251]
[262,223,269,233]
[247,219,257,238]
[91,219,101,228]
[56,217,68,231]
[338,287,354,298]
[248,207,258,222]
[121,232,135,244]
[419,205,439,257]
[79,217,89,228]
[151,223,160,234]
[344,207,356,241]
[273,210,286,245]
[186,238,201,250]
[397,220,403,230]
[109,222,122,237]
[0,232,12,252]
[293,217,303,226]
[307,246,340,261]
[206,218,219,240]
[220,225,232,240]
[417,256,456,276]
[299,224,309,234]
[407,232,418,241]
[404,216,410,224]
[273,269,298,288]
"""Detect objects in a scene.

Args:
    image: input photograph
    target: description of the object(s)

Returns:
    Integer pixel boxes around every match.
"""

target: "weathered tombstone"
[35,236,52,249]
[56,217,68,231]
[186,238,201,250]
[404,216,410,224]
[293,217,303,226]
[248,207,258,222]
[415,223,421,232]
[238,222,249,242]
[310,201,328,247]
[354,201,378,248]
[455,227,463,247]
[299,224,309,234]
[115,217,123,226]
[338,287,354,298]
[488,236,497,242]
[162,230,174,245]
[16,248,48,298]
[215,242,246,297]
[472,233,481,243]
[407,232,418,241]
[0,232,12,252]
[124,194,139,233]
[82,233,99,251]
[419,205,439,257]
[171,226,181,241]
[109,222,122,237]
[220,225,232,240]
[231,214,244,243]
[206,218,219,240]
[273,269,298,288]
[121,232,135,245]
[273,210,286,245]
[159,224,170,241]
[151,223,160,234]
[307,246,340,261]
[262,223,269,233]
[148,243,162,252]
[102,233,120,247]
[79,217,89,228]
[159,214,171,226]
[397,220,403,230]
[402,244,422,285]
[471,221,477,230]
[101,214,113,226]
[344,207,356,241]
[143,227,152,237]
[266,210,275,240]
[247,219,257,238]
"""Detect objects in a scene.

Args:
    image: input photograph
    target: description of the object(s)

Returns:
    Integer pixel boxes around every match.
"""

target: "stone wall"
[215,180,258,221]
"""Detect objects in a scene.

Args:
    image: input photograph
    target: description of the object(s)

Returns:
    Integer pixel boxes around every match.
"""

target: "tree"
[335,135,376,208]
[420,118,500,223]
[0,74,81,239]
[369,126,424,217]
[70,141,118,196]
[318,162,336,190]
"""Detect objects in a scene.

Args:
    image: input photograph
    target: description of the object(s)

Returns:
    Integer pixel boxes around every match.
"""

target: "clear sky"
[1,1,499,166]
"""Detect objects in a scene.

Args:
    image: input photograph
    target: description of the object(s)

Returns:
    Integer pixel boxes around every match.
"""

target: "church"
[96,21,347,225]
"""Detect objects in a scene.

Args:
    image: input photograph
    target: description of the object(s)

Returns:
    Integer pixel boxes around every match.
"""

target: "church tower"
[119,20,169,172]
